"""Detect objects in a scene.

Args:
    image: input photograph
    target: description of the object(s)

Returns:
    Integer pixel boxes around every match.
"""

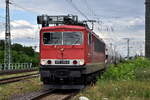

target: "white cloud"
[129,18,144,26]
[0,20,39,46]
[0,31,5,39]
[11,20,32,27]
[0,0,145,55]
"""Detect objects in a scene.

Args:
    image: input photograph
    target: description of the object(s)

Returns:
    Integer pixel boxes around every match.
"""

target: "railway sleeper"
[42,76,84,85]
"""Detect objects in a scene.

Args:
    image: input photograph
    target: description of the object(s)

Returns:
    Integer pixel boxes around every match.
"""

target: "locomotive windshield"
[43,32,62,45]
[43,32,82,45]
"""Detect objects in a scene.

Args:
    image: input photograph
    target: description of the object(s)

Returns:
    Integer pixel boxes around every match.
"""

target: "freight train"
[37,15,120,89]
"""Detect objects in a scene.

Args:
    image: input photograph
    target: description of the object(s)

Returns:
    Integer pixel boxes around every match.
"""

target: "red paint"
[40,25,106,65]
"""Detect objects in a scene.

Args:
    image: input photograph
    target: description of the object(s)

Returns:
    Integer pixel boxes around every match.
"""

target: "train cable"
[82,0,115,33]
[65,0,89,21]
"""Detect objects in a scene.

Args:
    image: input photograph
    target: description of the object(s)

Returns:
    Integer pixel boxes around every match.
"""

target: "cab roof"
[41,25,86,31]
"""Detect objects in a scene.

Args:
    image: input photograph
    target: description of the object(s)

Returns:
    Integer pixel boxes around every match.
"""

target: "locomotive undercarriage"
[40,65,102,89]
[40,65,86,89]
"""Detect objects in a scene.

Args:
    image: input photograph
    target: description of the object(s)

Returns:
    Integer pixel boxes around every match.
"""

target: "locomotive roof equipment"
[37,14,96,30]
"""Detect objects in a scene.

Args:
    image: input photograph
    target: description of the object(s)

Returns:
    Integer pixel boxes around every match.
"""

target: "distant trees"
[0,40,4,50]
[0,51,4,63]
[0,40,39,67]
[0,40,4,63]
[11,43,35,57]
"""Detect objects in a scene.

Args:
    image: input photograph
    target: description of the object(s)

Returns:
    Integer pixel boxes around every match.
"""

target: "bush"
[101,57,150,81]
[0,43,39,67]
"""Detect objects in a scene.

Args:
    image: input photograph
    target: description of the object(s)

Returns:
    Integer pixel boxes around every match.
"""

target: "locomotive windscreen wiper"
[63,31,82,45]
[73,38,80,45]
[53,38,61,45]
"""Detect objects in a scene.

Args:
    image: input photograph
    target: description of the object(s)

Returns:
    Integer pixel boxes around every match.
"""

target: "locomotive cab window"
[43,32,62,45]
[43,32,82,45]
[63,32,82,45]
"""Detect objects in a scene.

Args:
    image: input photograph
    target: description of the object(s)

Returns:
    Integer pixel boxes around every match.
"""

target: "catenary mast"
[4,0,11,69]
[145,0,150,58]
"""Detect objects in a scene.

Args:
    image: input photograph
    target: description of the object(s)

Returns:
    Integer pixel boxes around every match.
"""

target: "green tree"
[23,46,35,57]
[0,42,39,67]
[11,43,23,52]
[0,40,4,50]
[0,51,4,63]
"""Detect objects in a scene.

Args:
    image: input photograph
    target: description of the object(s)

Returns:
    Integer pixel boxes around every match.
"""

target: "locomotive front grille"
[55,70,69,78]
[55,60,70,64]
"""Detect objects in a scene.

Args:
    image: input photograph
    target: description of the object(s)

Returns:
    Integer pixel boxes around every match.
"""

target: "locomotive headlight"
[40,59,47,65]
[79,59,84,65]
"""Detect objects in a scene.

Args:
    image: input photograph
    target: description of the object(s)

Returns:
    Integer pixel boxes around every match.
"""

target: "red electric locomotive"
[37,15,106,89]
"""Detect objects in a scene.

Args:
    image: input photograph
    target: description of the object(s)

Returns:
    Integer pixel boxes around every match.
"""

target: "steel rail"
[0,68,38,75]
[10,88,79,100]
[31,90,79,100]
[10,89,55,100]
[0,73,39,85]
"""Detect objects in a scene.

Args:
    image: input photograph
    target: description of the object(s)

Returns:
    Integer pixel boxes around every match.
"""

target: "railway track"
[35,90,79,100]
[0,68,38,75]
[0,73,39,85]
[11,88,79,100]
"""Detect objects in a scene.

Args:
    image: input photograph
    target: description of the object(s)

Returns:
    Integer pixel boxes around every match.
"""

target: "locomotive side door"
[87,32,93,63]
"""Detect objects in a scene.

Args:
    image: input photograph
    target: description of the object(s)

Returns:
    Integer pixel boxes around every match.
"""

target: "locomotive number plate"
[55,60,70,64]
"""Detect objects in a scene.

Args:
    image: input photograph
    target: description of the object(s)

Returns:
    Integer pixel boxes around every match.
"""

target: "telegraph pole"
[123,38,130,58]
[145,0,150,58]
[4,0,11,69]
[127,38,130,58]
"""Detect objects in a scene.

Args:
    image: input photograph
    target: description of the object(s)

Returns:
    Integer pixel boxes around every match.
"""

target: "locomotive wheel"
[43,78,49,84]
[84,75,90,85]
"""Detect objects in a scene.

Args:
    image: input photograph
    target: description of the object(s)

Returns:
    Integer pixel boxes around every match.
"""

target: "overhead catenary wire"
[64,0,120,45]
[83,0,97,18]
[9,0,39,14]
[65,0,103,32]
[65,0,90,20]
[9,0,113,33]
[0,15,34,28]
[9,0,77,15]
[0,1,39,46]
[82,0,114,33]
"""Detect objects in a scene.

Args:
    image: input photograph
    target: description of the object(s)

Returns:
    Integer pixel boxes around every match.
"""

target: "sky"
[0,0,145,57]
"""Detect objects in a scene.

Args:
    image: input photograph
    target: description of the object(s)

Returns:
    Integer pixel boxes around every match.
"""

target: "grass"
[72,57,150,100]
[72,80,150,100]
[101,57,150,81]
[0,77,42,100]
[1,58,150,100]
